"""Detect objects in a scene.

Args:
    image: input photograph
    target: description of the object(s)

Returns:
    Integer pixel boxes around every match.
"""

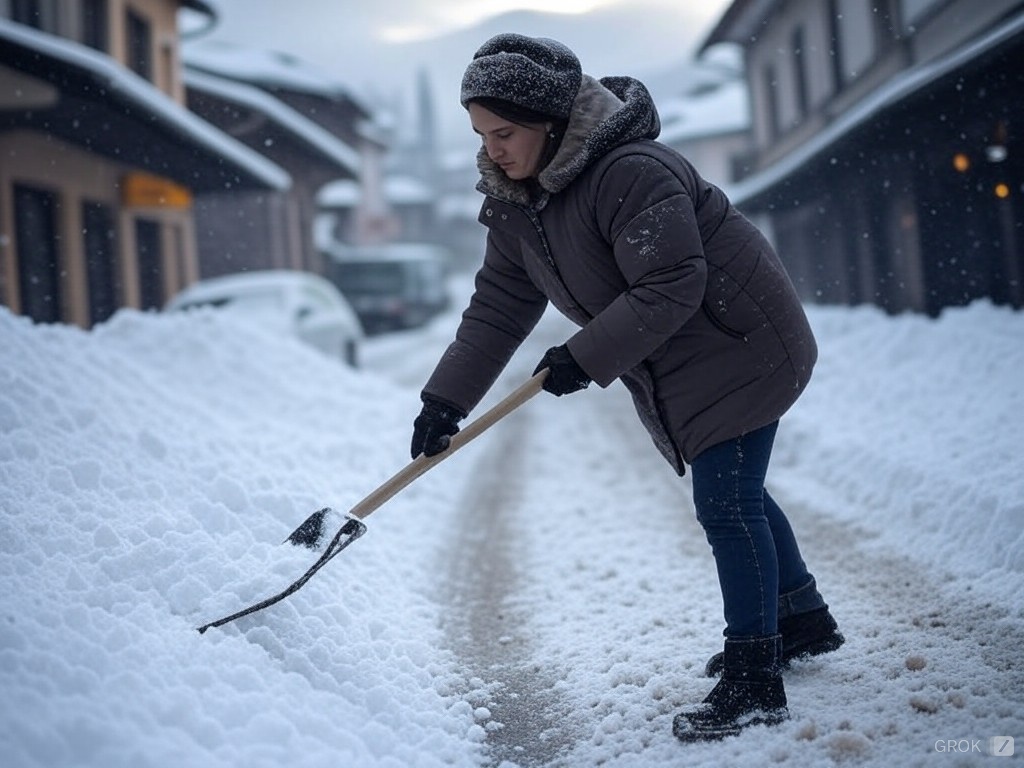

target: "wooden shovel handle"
[347,369,548,520]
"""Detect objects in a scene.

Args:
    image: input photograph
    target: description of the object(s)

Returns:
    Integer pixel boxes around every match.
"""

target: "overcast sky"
[188,0,736,148]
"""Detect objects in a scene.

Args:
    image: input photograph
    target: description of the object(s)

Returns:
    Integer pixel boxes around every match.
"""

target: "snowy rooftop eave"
[184,68,360,177]
[658,80,749,143]
[698,0,777,53]
[317,175,432,207]
[0,19,290,193]
[183,41,372,119]
[724,12,1024,207]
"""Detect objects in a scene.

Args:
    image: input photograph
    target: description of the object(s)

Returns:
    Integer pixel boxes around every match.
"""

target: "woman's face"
[469,102,548,180]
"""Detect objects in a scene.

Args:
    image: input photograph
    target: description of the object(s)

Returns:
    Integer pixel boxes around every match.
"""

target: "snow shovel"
[196,369,548,634]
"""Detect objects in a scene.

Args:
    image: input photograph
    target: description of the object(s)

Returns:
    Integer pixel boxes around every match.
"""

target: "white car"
[166,270,364,366]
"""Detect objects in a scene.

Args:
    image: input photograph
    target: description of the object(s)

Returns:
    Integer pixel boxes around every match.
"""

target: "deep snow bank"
[0,307,483,768]
[775,301,1024,599]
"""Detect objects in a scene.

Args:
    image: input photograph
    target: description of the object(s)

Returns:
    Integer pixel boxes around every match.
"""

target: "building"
[183,41,391,274]
[657,57,751,189]
[184,63,361,278]
[702,0,1023,314]
[0,2,288,327]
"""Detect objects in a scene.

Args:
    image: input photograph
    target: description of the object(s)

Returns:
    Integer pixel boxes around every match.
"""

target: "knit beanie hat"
[460,33,583,120]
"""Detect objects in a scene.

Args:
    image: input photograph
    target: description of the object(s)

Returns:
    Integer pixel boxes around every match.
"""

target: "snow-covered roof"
[317,175,433,207]
[725,10,1024,205]
[185,68,360,176]
[383,175,433,204]
[658,79,749,144]
[183,40,361,105]
[698,0,777,53]
[0,19,290,192]
[182,40,396,150]
[317,179,360,207]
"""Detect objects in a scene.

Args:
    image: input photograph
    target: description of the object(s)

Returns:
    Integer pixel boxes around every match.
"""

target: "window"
[126,9,152,80]
[10,0,60,31]
[82,201,118,325]
[14,184,62,324]
[830,0,877,86]
[11,0,42,28]
[135,219,163,310]
[81,0,108,52]
[763,64,782,141]
[792,26,810,121]
[900,0,944,28]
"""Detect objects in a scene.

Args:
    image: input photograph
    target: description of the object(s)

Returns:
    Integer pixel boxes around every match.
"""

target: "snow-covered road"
[2,276,1021,767]
[362,294,1024,767]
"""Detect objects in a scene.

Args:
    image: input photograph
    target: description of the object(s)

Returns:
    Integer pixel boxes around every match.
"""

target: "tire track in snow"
[440,407,581,767]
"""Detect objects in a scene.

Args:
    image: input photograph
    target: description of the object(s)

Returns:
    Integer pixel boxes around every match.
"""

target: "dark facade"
[704,0,1023,315]
[184,68,360,278]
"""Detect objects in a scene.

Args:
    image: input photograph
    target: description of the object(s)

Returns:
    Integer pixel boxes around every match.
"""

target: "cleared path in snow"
[366,302,1023,766]
[440,371,1024,765]
[440,408,582,766]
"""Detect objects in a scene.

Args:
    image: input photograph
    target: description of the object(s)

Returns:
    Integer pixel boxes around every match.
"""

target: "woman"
[410,33,844,742]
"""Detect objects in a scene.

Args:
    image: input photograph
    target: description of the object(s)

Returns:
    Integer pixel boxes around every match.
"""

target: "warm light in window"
[952,153,970,172]
[994,183,1010,199]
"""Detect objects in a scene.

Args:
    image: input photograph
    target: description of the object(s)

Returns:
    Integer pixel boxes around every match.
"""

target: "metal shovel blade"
[196,512,366,634]
[195,370,547,634]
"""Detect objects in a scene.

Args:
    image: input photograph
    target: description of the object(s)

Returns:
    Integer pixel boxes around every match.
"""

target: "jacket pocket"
[702,303,748,342]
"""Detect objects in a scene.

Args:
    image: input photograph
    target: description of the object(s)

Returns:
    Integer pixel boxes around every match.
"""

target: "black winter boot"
[704,606,844,677]
[675,635,789,742]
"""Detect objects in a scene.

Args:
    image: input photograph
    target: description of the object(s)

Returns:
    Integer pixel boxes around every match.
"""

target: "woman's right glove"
[533,344,591,396]
[410,397,466,459]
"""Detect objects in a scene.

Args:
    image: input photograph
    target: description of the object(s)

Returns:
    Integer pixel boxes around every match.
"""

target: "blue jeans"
[690,421,821,638]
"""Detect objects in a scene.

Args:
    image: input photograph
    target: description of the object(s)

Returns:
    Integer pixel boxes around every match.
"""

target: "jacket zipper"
[523,207,592,318]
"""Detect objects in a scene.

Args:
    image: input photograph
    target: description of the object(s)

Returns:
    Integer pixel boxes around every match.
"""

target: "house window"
[830,0,877,86]
[11,0,43,27]
[763,63,783,141]
[135,218,163,310]
[792,26,810,121]
[10,0,57,31]
[81,0,108,52]
[14,184,62,324]
[126,8,152,80]
[82,201,119,325]
[900,0,944,28]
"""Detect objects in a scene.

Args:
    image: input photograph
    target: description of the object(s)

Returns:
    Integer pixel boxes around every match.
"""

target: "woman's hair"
[469,96,568,173]
[469,96,560,128]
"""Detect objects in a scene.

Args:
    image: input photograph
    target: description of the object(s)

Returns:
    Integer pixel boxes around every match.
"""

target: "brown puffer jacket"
[421,74,816,474]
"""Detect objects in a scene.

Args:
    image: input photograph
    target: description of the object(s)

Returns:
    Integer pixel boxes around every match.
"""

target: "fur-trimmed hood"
[474,74,661,208]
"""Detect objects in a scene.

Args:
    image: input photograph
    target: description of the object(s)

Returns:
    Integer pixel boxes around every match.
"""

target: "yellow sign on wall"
[121,172,193,209]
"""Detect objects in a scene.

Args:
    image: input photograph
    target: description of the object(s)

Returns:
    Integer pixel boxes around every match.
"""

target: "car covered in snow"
[165,270,364,366]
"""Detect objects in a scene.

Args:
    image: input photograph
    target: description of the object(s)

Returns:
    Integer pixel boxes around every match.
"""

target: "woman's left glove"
[533,344,592,396]
[411,397,467,459]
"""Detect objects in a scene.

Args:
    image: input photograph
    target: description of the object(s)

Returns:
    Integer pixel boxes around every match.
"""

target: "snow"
[184,68,361,175]
[318,176,434,207]
[657,79,749,144]
[1,280,1022,767]
[183,40,353,100]
[0,19,290,192]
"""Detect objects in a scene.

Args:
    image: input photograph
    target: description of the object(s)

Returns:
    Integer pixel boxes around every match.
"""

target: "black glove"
[411,397,466,459]
[533,344,591,396]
